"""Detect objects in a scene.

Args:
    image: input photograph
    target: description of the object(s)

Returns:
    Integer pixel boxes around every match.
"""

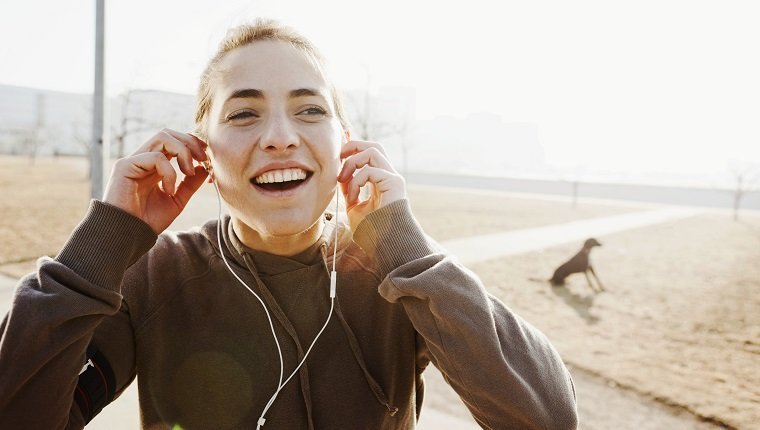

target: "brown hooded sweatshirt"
[0,199,577,429]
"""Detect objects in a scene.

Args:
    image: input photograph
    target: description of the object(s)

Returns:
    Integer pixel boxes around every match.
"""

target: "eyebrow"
[289,88,322,98]
[225,88,325,103]
[227,88,264,101]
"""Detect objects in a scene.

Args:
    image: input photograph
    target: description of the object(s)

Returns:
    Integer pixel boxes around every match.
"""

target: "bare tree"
[24,94,48,165]
[345,86,411,178]
[730,164,760,221]
[347,88,406,142]
[72,123,93,179]
[112,89,163,158]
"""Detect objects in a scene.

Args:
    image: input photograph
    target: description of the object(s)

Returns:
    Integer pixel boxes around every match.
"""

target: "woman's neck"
[231,217,324,257]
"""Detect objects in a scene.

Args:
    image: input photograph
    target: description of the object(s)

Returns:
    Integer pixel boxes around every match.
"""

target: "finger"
[344,166,397,205]
[173,165,209,208]
[340,179,350,197]
[157,130,197,177]
[340,140,389,159]
[126,152,178,196]
[152,153,179,196]
[164,129,208,162]
[338,147,395,182]
[340,180,355,209]
[133,129,196,177]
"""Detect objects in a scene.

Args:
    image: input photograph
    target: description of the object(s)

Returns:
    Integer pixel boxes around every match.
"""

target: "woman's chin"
[263,220,321,238]
[232,211,324,246]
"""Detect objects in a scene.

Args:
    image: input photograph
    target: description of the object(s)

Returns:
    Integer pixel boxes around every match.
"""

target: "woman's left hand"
[338,140,406,231]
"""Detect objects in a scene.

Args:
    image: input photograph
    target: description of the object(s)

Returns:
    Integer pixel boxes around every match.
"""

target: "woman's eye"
[227,110,258,121]
[298,106,327,118]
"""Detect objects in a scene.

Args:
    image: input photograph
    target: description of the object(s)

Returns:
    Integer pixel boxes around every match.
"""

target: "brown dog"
[550,238,605,293]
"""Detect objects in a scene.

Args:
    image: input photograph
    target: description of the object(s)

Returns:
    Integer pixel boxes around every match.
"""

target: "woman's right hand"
[103,129,209,234]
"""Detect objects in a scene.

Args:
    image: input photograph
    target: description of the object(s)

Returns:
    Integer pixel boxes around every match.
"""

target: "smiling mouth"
[252,168,313,192]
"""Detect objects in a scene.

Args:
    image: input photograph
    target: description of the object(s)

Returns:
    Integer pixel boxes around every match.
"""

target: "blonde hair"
[194,18,349,138]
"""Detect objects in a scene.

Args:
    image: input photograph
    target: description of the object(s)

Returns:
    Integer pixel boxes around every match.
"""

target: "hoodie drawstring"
[320,239,400,417]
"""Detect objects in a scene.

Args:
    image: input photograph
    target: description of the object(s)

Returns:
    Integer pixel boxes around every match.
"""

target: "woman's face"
[206,41,343,243]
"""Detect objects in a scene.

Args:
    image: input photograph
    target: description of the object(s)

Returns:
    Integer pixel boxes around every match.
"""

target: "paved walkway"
[441,206,701,265]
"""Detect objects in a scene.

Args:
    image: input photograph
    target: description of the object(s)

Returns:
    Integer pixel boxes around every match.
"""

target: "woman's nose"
[258,115,299,152]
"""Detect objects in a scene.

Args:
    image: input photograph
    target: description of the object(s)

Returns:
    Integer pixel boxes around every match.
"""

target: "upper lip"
[251,161,314,179]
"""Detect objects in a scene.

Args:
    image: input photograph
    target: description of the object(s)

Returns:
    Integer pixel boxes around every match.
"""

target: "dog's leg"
[589,266,605,292]
[583,270,597,293]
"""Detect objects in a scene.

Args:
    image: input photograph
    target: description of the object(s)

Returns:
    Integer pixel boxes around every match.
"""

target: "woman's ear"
[189,130,214,183]
[202,160,215,183]
[203,146,216,183]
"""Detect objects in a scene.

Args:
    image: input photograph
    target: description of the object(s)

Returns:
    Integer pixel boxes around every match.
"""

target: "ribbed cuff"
[352,199,435,278]
[55,200,158,291]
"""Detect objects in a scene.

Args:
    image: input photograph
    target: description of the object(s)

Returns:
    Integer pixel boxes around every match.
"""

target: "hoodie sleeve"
[353,199,578,430]
[0,200,157,429]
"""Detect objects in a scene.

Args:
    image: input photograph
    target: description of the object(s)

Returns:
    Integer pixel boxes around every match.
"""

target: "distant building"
[0,84,90,156]
[0,84,194,157]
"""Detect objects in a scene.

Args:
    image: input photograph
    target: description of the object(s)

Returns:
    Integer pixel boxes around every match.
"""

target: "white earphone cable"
[208,168,338,429]
[212,179,285,392]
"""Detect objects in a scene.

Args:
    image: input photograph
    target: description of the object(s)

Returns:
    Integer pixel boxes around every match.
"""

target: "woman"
[0,19,577,429]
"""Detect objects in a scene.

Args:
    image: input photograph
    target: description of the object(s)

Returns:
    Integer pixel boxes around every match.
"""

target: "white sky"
[2,0,760,185]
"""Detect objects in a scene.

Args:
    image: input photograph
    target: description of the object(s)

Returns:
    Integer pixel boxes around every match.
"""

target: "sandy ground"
[2,155,757,429]
[412,206,759,429]
[462,213,760,429]
[0,156,90,266]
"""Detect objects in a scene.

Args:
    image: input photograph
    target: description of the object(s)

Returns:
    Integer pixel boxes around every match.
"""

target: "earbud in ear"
[201,160,216,183]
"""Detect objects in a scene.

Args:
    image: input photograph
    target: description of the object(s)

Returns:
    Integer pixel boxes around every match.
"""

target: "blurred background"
[2,0,759,200]
[1,1,759,429]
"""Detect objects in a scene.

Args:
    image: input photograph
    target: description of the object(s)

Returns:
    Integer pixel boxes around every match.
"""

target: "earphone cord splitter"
[210,177,339,429]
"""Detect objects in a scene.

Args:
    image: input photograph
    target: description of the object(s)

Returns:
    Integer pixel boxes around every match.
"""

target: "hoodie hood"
[198,211,352,276]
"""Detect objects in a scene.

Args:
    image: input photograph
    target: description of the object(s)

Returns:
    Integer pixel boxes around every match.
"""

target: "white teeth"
[255,168,308,184]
